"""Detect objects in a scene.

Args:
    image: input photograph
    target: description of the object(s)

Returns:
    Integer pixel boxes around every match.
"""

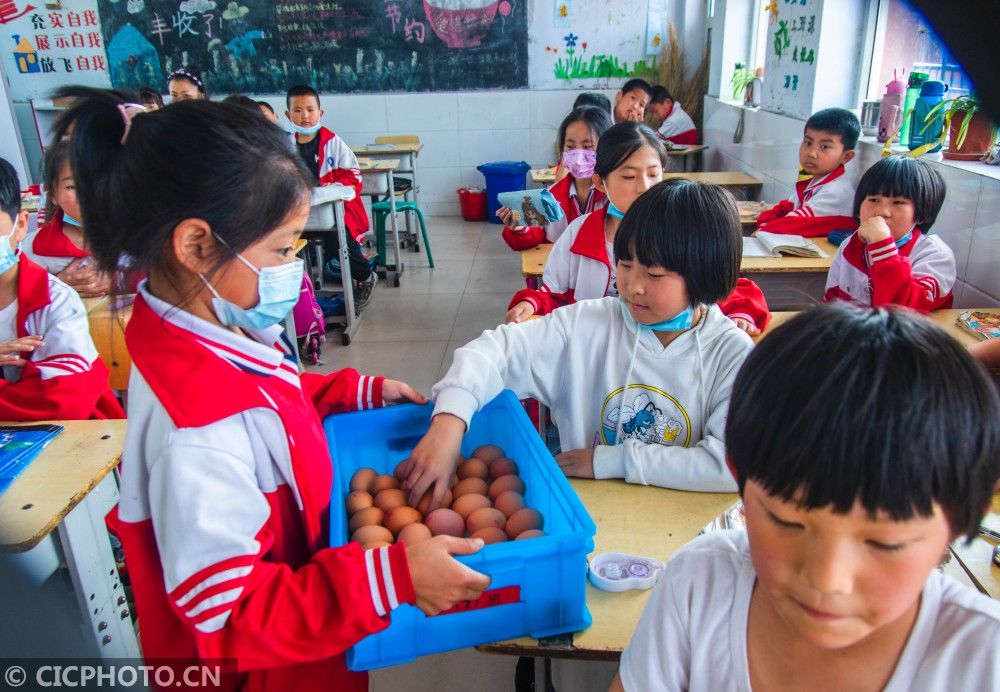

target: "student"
[573,91,612,115]
[401,179,755,508]
[136,86,163,111]
[167,66,207,101]
[52,87,490,690]
[499,106,612,251]
[506,122,770,335]
[613,79,652,123]
[756,107,860,237]
[613,304,1000,690]
[257,100,279,124]
[824,156,955,312]
[0,157,124,420]
[647,85,698,145]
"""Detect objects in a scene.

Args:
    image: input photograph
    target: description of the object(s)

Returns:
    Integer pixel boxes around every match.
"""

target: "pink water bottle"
[877,71,906,143]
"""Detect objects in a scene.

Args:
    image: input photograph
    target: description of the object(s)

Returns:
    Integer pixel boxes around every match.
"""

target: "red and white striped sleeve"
[300,368,386,417]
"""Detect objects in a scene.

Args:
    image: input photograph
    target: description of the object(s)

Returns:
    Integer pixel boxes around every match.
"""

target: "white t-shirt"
[620,530,1000,691]
[0,299,19,382]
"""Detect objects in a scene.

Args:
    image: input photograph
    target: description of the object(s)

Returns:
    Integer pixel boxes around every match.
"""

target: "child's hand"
[405,536,491,616]
[857,216,892,245]
[555,448,595,478]
[382,379,428,405]
[730,317,760,336]
[496,207,519,230]
[505,301,536,324]
[58,260,112,298]
[399,413,465,510]
[0,335,44,366]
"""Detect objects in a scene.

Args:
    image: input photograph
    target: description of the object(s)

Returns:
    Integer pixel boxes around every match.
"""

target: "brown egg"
[349,506,384,534]
[397,522,433,546]
[352,524,393,545]
[416,488,454,515]
[488,458,519,479]
[452,493,492,520]
[425,508,465,537]
[493,490,526,518]
[467,507,506,535]
[453,477,489,499]
[471,527,508,544]
[393,460,410,481]
[471,444,505,462]
[372,474,400,494]
[506,507,543,539]
[458,458,489,481]
[488,475,526,501]
[345,490,374,515]
[361,541,393,550]
[374,488,407,513]
[385,506,422,537]
[515,529,546,540]
[350,467,378,493]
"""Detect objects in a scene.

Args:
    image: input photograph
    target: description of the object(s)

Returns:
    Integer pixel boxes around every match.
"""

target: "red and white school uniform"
[510,209,771,329]
[756,165,857,237]
[0,253,123,420]
[109,284,414,691]
[296,127,369,243]
[655,102,698,145]
[823,229,955,312]
[501,174,606,251]
[24,210,88,275]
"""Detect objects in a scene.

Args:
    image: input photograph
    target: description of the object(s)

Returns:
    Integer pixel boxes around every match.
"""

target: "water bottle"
[750,68,764,108]
[876,73,905,143]
[898,70,928,146]
[908,80,949,153]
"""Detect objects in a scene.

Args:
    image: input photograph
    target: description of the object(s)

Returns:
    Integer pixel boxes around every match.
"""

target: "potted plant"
[730,64,756,104]
[923,95,998,161]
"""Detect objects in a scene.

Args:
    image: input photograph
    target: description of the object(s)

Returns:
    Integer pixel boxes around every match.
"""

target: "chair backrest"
[375,134,420,145]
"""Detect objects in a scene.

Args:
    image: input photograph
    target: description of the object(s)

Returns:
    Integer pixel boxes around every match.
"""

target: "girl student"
[167,65,207,101]
[498,105,612,251]
[401,179,755,510]
[506,121,771,336]
[54,88,489,691]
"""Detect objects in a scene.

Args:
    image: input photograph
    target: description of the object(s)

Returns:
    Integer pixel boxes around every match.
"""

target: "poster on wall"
[761,0,822,120]
[0,0,112,101]
[645,0,666,57]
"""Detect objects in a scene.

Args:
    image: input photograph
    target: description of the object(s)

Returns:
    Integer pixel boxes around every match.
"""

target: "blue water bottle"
[908,80,949,153]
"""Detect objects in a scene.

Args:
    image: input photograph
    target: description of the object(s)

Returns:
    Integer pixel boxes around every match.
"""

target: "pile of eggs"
[345,444,545,550]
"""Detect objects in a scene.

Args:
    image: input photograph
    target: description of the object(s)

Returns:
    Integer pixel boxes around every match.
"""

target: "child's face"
[593,145,663,215]
[0,209,29,249]
[563,120,597,152]
[798,128,855,178]
[648,100,672,120]
[614,88,649,122]
[168,78,202,102]
[859,193,917,240]
[743,478,952,651]
[286,96,323,129]
[53,163,81,222]
[616,259,691,325]
[259,104,279,124]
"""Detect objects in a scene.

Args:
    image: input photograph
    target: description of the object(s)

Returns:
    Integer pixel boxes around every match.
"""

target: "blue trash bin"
[477,161,531,224]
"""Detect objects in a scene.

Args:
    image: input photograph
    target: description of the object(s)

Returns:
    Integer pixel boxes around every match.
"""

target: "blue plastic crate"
[325,390,596,671]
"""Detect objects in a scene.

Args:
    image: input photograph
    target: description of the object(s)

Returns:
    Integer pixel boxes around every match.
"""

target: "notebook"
[743,231,828,258]
[956,310,1000,341]
[0,424,63,496]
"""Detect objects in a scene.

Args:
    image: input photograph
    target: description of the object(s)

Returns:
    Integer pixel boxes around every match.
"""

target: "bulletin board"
[761,0,823,120]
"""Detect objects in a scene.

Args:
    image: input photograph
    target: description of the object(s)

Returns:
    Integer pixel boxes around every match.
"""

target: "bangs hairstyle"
[804,107,861,150]
[557,106,612,151]
[614,179,741,305]
[136,87,163,108]
[620,78,652,97]
[594,121,665,177]
[0,157,21,219]
[50,87,313,281]
[726,304,1000,539]
[286,84,320,107]
[42,140,72,218]
[852,155,946,232]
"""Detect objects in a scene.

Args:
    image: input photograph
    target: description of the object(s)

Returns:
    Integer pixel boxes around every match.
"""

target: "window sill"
[857,135,1000,183]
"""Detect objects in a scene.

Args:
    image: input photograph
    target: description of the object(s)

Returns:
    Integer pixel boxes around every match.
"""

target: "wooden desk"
[353,143,423,249]
[0,419,138,657]
[740,237,836,311]
[740,238,837,274]
[479,480,737,660]
[87,298,133,391]
[521,244,552,282]
[530,168,557,185]
[663,171,763,200]
[665,143,709,172]
[952,494,1000,600]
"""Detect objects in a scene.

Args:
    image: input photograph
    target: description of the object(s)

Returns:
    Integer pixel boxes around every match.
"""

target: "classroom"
[0,0,998,690]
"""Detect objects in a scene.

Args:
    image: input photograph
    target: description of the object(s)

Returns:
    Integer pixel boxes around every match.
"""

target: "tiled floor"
[307,216,618,691]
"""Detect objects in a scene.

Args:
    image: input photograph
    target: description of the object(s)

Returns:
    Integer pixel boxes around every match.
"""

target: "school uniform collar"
[569,207,612,267]
[796,165,846,200]
[14,252,51,337]
[31,211,90,259]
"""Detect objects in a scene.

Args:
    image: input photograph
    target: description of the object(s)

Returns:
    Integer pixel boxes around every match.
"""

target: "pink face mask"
[562,148,597,179]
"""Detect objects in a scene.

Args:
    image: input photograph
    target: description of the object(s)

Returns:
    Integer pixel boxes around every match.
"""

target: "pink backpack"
[293,274,326,365]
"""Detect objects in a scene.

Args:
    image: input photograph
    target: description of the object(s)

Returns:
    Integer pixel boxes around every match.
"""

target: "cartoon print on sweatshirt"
[598,385,691,447]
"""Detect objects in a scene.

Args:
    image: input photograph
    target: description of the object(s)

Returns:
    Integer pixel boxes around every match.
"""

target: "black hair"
[167,65,207,97]
[726,303,1000,539]
[136,87,163,108]
[286,84,320,108]
[0,157,21,220]
[222,94,263,113]
[852,155,946,233]
[804,107,861,150]
[49,87,313,285]
[648,85,674,105]
[594,121,666,178]
[257,100,275,115]
[42,141,72,219]
[619,78,652,98]
[573,92,611,113]
[614,179,741,306]
[556,106,613,152]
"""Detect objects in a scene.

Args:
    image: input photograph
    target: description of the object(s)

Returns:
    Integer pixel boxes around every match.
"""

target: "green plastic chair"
[372,200,434,268]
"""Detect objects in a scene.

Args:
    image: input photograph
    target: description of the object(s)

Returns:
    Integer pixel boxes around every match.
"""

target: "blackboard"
[96,0,528,94]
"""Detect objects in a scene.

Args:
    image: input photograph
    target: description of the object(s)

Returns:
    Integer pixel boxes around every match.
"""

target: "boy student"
[285,85,376,306]
[0,157,123,420]
[756,108,861,237]
[614,304,1000,691]
[613,79,652,123]
[648,86,698,145]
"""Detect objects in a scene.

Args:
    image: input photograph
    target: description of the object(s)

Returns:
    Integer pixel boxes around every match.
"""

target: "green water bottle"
[899,70,928,147]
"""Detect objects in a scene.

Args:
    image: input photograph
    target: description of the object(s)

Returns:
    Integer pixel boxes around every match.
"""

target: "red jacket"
[0,253,123,420]
[756,165,857,237]
[501,174,605,251]
[315,127,369,243]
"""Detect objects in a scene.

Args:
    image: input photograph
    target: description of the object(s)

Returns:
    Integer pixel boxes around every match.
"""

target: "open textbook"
[956,310,1000,341]
[742,230,828,258]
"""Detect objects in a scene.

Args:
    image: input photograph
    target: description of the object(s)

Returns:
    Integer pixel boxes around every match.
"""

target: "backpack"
[293,274,326,365]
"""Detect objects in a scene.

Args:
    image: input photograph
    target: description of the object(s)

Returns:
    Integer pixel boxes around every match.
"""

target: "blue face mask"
[618,297,694,332]
[63,212,82,227]
[201,250,304,331]
[0,233,17,275]
[894,228,914,248]
[289,122,322,137]
[603,180,625,219]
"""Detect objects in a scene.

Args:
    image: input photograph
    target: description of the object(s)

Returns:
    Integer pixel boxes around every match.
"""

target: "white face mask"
[200,244,304,330]
[0,232,17,275]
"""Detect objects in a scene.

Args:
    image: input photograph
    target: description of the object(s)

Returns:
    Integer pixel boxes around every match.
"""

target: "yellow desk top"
[740,237,837,273]
[521,244,552,278]
[530,168,557,185]
[952,493,1000,599]
[663,171,763,188]
[87,298,133,391]
[0,419,127,552]
[352,142,422,156]
[665,143,709,157]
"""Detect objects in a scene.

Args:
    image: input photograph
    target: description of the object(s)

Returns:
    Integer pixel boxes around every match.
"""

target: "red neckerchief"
[31,211,90,259]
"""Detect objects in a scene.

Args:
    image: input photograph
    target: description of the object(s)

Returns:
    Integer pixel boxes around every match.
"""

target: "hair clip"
[117,103,147,145]
[169,69,203,89]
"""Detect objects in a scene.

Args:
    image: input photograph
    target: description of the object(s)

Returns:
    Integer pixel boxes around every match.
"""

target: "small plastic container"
[457,186,488,221]
[476,161,530,224]
[326,390,596,671]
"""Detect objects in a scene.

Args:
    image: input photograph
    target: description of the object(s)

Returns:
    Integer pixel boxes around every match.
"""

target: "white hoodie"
[432,297,753,492]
